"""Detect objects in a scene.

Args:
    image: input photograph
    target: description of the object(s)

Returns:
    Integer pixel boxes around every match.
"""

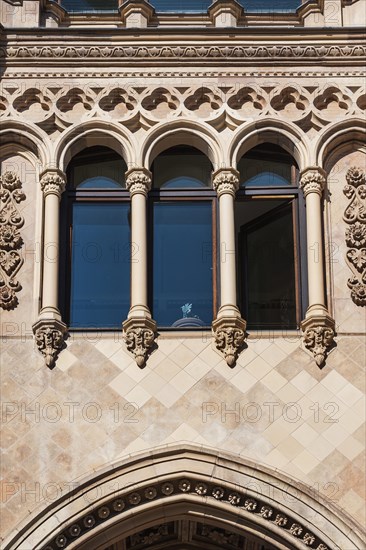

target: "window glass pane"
[70,203,130,328]
[62,0,117,11]
[152,147,211,188]
[236,201,297,329]
[152,202,213,327]
[70,147,126,189]
[238,144,294,187]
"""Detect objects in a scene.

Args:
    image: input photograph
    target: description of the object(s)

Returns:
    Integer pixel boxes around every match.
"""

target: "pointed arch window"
[149,145,217,329]
[60,146,131,329]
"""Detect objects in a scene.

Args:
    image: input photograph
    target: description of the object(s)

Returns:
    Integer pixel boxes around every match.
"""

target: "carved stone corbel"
[32,318,67,369]
[301,315,335,368]
[123,317,156,368]
[343,166,366,306]
[212,316,246,367]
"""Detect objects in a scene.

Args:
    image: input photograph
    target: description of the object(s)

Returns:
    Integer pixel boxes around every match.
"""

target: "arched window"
[60,146,130,329]
[149,145,216,328]
[235,143,306,330]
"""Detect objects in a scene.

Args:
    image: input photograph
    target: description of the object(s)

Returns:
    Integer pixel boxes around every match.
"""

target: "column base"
[123,315,157,368]
[301,312,335,368]
[32,318,67,369]
[212,311,247,367]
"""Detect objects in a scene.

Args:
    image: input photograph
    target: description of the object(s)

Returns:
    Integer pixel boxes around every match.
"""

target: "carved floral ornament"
[0,171,26,310]
[33,319,67,370]
[300,169,326,197]
[212,169,240,197]
[41,476,328,550]
[125,168,152,196]
[343,166,366,306]
[124,325,155,368]
[40,171,66,198]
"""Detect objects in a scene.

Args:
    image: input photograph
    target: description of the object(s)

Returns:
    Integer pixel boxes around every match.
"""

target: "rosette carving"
[343,166,366,306]
[0,171,26,310]
[33,318,67,369]
[124,325,155,368]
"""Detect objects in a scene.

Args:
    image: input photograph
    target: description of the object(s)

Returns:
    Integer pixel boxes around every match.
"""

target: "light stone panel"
[0,333,365,542]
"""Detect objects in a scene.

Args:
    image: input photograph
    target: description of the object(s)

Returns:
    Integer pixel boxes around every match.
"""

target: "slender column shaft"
[130,191,148,308]
[39,170,65,320]
[219,192,237,308]
[300,168,327,316]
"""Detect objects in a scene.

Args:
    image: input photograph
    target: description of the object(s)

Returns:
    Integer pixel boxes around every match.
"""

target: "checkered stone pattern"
[1,332,365,542]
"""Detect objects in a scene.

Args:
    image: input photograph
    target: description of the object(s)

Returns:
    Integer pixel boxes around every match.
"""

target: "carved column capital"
[40,169,66,198]
[212,168,240,198]
[301,314,335,368]
[212,315,246,367]
[125,168,152,197]
[32,318,67,369]
[300,167,326,198]
[123,317,157,368]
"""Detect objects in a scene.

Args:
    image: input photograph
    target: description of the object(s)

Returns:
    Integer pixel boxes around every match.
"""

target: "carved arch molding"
[3,446,364,550]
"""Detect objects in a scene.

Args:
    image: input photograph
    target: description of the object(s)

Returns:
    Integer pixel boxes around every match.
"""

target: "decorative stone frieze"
[343,166,366,306]
[301,315,335,368]
[41,475,328,550]
[212,168,240,198]
[300,168,326,197]
[0,171,26,310]
[40,170,66,198]
[123,318,156,368]
[125,168,152,196]
[32,318,67,369]
[212,317,246,367]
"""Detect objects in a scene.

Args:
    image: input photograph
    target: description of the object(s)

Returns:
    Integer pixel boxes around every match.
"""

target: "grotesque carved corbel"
[123,318,156,368]
[343,166,366,306]
[212,317,246,367]
[0,171,26,310]
[33,318,67,369]
[301,316,335,368]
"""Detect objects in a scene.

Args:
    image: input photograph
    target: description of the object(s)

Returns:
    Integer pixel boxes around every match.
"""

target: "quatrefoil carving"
[313,86,351,118]
[13,88,51,121]
[56,88,93,121]
[99,88,136,117]
[270,86,309,119]
[184,87,222,117]
[227,86,266,115]
[141,88,179,117]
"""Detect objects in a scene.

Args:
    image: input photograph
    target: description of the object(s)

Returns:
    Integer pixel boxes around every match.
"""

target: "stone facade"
[0,1,365,549]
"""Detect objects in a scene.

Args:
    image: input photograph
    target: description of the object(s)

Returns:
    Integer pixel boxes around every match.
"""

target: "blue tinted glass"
[149,1,298,12]
[153,150,211,189]
[62,0,117,11]
[239,157,292,187]
[243,0,299,11]
[70,203,130,328]
[153,202,213,327]
[74,157,126,188]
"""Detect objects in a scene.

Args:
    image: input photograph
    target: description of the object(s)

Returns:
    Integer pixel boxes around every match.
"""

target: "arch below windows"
[56,122,135,174]
[142,121,223,172]
[315,119,366,171]
[0,123,48,168]
[229,119,309,172]
[4,445,364,550]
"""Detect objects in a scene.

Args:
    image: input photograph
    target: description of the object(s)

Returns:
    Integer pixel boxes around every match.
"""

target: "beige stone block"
[263,419,299,447]
[124,362,150,383]
[337,436,364,461]
[170,344,196,369]
[261,370,287,393]
[247,338,272,355]
[276,435,305,461]
[152,356,182,382]
[124,385,151,408]
[291,370,318,393]
[170,370,196,394]
[320,370,349,394]
[338,489,365,516]
[338,409,364,435]
[308,435,335,461]
[157,337,184,356]
[95,339,123,359]
[243,355,273,380]
[260,344,287,367]
[264,448,289,470]
[276,382,304,404]
[292,422,319,446]
[56,349,78,372]
[140,370,166,395]
[181,337,211,355]
[337,383,364,405]
[322,423,350,447]
[274,338,301,355]
[108,371,137,397]
[109,347,135,370]
[185,356,213,381]
[199,344,226,367]
[292,449,320,475]
[169,423,200,442]
[155,384,182,408]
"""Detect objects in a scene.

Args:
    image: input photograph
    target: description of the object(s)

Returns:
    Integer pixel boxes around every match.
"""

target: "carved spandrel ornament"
[302,318,335,368]
[212,316,246,367]
[33,318,67,369]
[124,325,155,368]
[343,166,366,306]
[0,171,26,310]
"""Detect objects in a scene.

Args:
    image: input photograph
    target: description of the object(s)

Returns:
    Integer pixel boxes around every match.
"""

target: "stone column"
[300,167,335,367]
[212,168,246,367]
[122,168,156,368]
[32,169,67,369]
